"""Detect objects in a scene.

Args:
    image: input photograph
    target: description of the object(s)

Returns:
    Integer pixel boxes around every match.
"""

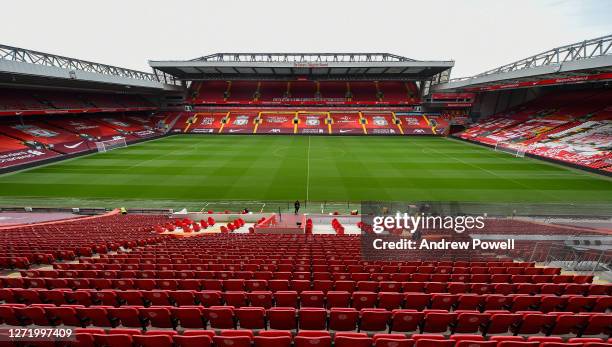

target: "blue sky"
[3,0,610,77]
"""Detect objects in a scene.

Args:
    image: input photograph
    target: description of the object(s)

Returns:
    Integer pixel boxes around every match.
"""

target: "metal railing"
[529,242,611,275]
[446,34,612,83]
[0,44,180,85]
[191,53,419,63]
[0,198,610,218]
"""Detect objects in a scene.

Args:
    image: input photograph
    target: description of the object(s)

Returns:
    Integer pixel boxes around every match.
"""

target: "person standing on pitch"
[294,200,301,215]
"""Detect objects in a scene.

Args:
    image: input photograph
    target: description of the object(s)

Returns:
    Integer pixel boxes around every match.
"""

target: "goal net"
[494,141,527,157]
[95,138,127,153]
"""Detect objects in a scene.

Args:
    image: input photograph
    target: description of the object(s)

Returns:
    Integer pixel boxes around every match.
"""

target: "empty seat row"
[3,277,600,294]
[2,288,611,313]
[43,329,612,347]
[24,270,580,283]
[97,256,527,267]
[0,214,170,269]
[72,262,543,275]
[1,304,610,338]
[81,256,522,265]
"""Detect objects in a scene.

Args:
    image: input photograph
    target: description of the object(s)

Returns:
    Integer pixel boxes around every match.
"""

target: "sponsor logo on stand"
[64,142,85,149]
[233,115,249,126]
[13,125,59,138]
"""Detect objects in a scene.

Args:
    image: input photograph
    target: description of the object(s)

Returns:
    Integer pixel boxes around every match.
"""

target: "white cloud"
[2,0,610,78]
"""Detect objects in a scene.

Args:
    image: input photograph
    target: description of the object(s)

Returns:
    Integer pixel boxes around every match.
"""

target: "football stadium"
[1,1,612,346]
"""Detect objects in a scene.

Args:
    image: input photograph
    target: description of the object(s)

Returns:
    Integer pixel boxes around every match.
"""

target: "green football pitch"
[0,135,610,211]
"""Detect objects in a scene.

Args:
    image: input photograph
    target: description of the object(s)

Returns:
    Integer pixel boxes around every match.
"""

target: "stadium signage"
[463,72,612,92]
[0,149,58,169]
[192,100,417,106]
[0,150,44,163]
[0,107,156,117]
[427,102,472,108]
[430,93,475,100]
[293,63,329,68]
[272,98,346,102]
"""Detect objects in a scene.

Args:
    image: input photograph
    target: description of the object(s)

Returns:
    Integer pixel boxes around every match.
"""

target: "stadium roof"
[434,34,612,92]
[149,53,454,81]
[0,44,182,93]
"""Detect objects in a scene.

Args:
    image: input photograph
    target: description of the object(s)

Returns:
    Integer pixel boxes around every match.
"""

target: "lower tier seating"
[458,89,612,173]
[0,223,609,346]
[3,329,609,347]
[1,304,610,337]
[0,214,169,269]
[190,81,421,105]
[0,88,155,112]
[0,113,168,170]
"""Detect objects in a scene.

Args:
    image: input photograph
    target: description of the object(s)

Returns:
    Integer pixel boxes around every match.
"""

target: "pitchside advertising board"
[329,113,363,135]
[0,148,60,169]
[297,114,328,134]
[395,114,432,135]
[223,113,258,134]
[362,113,399,135]
[191,114,225,133]
[257,114,296,134]
[425,115,450,135]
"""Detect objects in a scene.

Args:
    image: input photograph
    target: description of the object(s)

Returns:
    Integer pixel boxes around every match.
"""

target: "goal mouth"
[95,138,127,153]
[494,141,528,157]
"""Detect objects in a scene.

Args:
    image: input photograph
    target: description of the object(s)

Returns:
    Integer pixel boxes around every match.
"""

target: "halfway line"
[306,136,311,202]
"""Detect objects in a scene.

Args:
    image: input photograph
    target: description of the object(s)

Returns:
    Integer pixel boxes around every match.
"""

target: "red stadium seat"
[390,309,424,333]
[404,293,431,310]
[294,331,332,347]
[268,307,297,330]
[452,311,490,334]
[334,332,372,347]
[360,308,392,332]
[275,291,299,308]
[140,306,174,328]
[46,305,83,326]
[94,333,135,347]
[422,310,456,333]
[107,307,143,328]
[172,306,206,328]
[248,291,274,308]
[327,291,351,308]
[301,291,326,307]
[372,334,414,347]
[352,291,377,310]
[329,308,359,331]
[133,334,174,347]
[236,306,266,329]
[299,307,327,330]
[378,292,404,310]
[254,336,292,347]
[76,306,114,327]
[205,306,235,329]
[174,334,212,347]
[213,336,252,347]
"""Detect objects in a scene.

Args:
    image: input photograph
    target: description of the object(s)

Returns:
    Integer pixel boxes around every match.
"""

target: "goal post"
[494,141,527,157]
[95,138,127,153]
